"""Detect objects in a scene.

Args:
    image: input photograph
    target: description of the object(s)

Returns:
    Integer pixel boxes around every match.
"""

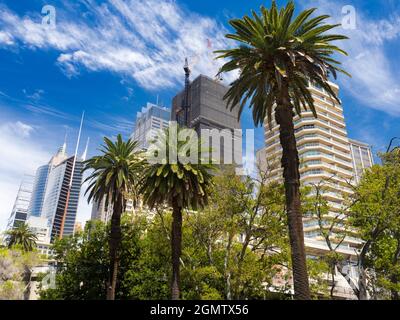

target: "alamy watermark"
[41,5,56,28]
[342,5,357,30]
[41,267,56,290]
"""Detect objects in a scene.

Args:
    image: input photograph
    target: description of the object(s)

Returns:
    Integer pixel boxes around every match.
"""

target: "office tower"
[258,81,369,299]
[26,216,52,255]
[171,74,242,165]
[41,155,84,241]
[349,139,374,183]
[132,102,171,150]
[28,143,67,217]
[91,198,108,222]
[6,175,34,230]
[91,197,137,223]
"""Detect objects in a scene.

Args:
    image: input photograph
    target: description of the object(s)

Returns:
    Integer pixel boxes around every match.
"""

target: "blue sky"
[0,0,399,230]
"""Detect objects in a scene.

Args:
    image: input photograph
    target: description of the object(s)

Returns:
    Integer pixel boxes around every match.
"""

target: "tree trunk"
[330,264,336,298]
[358,265,368,300]
[357,241,371,300]
[171,199,182,300]
[275,85,311,300]
[107,194,123,300]
[224,232,233,300]
[23,267,32,300]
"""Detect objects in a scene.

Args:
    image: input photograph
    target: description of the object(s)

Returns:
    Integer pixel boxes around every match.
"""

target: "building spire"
[81,137,90,161]
[61,131,67,155]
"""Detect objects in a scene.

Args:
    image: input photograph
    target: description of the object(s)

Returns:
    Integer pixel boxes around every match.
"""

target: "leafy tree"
[350,149,400,300]
[38,218,144,300]
[83,134,142,300]
[304,179,353,298]
[5,224,38,252]
[216,0,349,299]
[141,125,215,299]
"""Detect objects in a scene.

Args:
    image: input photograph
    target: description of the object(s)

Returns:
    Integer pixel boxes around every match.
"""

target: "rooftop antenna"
[59,111,84,240]
[156,94,159,106]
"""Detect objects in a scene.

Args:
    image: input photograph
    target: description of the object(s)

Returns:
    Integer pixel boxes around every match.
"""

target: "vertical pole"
[183,58,191,127]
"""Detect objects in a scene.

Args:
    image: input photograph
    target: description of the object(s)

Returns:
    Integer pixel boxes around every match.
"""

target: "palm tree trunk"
[275,85,311,300]
[171,199,182,300]
[107,194,123,300]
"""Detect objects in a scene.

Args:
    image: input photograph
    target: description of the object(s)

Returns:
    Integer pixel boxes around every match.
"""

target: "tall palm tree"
[140,125,215,299]
[6,223,38,252]
[83,134,142,300]
[216,1,349,300]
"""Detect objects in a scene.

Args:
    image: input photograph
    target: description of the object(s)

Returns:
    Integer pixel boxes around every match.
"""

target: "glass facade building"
[28,164,50,217]
[7,175,34,230]
[132,103,171,150]
[42,156,83,241]
[349,139,374,183]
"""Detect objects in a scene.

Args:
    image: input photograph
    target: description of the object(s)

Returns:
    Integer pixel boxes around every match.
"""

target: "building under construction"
[171,64,242,165]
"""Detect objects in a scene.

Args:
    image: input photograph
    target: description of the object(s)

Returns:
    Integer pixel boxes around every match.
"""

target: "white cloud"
[0,0,234,90]
[23,89,45,101]
[0,121,50,230]
[301,0,400,115]
[1,121,35,138]
[0,30,14,45]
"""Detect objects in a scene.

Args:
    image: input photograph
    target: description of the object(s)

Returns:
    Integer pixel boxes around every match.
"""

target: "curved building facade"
[28,164,50,217]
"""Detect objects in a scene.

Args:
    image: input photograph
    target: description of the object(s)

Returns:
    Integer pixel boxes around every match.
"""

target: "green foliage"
[38,171,301,300]
[141,124,215,210]
[83,134,143,206]
[5,224,38,252]
[216,0,349,127]
[350,150,400,299]
[39,218,146,300]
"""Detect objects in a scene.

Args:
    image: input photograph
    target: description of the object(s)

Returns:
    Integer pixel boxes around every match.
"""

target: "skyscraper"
[6,175,34,230]
[172,74,241,134]
[28,143,67,217]
[257,81,368,299]
[91,197,111,223]
[171,74,242,165]
[41,154,84,241]
[349,139,374,183]
[132,102,171,150]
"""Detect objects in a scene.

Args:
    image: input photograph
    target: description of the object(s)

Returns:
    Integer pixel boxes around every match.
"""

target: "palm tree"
[216,1,349,300]
[140,125,215,299]
[83,134,142,300]
[6,223,38,251]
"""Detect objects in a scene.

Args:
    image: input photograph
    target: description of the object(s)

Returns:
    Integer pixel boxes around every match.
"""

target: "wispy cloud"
[0,121,50,229]
[2,121,35,138]
[0,0,234,90]
[23,88,45,101]
[23,103,76,120]
[87,115,134,135]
